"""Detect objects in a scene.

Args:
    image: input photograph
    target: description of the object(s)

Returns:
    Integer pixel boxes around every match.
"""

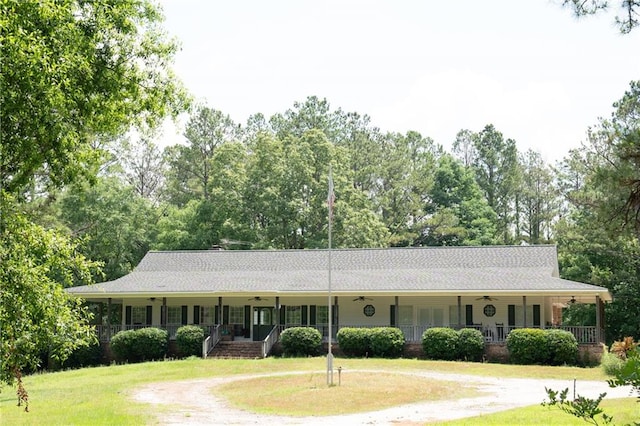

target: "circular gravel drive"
[133,370,633,425]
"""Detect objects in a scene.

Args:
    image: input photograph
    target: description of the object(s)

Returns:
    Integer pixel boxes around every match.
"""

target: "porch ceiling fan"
[567,296,580,304]
[476,296,498,301]
[353,296,373,302]
[248,296,269,301]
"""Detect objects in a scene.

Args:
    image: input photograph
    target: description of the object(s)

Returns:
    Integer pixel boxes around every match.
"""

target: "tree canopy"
[0,0,189,407]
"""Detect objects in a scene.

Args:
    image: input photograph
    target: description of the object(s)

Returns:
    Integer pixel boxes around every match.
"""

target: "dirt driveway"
[133,370,634,425]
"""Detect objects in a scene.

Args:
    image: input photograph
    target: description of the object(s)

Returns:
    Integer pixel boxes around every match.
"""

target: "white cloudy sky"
[157,0,640,163]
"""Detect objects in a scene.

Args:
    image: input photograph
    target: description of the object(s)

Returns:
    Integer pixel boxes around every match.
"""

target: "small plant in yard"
[542,387,612,425]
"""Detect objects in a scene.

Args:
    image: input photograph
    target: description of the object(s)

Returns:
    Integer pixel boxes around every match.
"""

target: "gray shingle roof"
[66,246,611,299]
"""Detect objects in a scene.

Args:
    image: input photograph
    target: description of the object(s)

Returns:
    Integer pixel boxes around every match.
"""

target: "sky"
[157,0,640,163]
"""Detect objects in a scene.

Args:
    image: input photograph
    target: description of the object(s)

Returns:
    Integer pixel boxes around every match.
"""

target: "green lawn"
[0,357,634,425]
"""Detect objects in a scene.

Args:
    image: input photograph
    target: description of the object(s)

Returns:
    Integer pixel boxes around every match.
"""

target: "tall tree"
[471,125,521,244]
[164,105,241,205]
[119,137,166,204]
[419,154,496,246]
[0,0,189,195]
[0,0,188,400]
[0,201,99,410]
[518,149,558,244]
[373,131,437,246]
[57,177,158,281]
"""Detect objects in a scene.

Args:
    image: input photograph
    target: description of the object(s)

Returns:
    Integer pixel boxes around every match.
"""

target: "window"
[201,306,215,324]
[167,306,182,325]
[286,306,302,325]
[448,305,460,326]
[399,306,413,326]
[229,306,244,324]
[132,306,147,325]
[420,307,444,327]
[316,306,328,324]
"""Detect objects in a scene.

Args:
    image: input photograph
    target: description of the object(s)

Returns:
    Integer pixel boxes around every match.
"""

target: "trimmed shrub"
[280,327,322,357]
[369,327,405,358]
[457,328,485,361]
[545,329,578,366]
[110,329,137,362]
[422,327,459,360]
[110,327,168,363]
[176,325,205,358]
[337,327,371,357]
[506,328,550,364]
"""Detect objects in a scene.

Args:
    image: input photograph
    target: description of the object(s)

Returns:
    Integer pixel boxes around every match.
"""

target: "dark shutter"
[146,305,153,325]
[465,305,473,326]
[223,305,229,325]
[280,305,286,325]
[309,305,317,326]
[181,305,188,325]
[508,305,516,327]
[244,305,251,331]
[333,304,339,324]
[301,306,308,325]
[193,306,200,324]
[125,306,132,325]
[533,304,541,327]
[390,305,396,326]
[214,305,220,325]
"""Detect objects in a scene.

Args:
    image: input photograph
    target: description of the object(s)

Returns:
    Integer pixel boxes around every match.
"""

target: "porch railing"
[262,325,281,358]
[202,324,222,358]
[94,324,218,342]
[304,324,602,344]
[94,324,602,346]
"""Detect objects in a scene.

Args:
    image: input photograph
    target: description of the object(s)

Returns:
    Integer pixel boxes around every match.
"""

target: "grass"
[0,357,632,425]
[433,397,639,425]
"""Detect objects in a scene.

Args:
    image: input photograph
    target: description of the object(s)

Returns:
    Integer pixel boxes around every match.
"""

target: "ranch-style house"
[66,245,611,358]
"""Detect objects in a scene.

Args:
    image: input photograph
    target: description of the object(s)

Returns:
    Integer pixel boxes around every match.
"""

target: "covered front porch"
[88,292,606,346]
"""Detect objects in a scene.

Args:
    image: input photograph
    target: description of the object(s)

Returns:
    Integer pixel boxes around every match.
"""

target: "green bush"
[601,351,625,376]
[422,327,459,360]
[457,328,485,361]
[369,327,405,358]
[176,325,205,358]
[545,329,578,365]
[110,327,168,363]
[337,327,371,357]
[280,327,322,357]
[61,339,103,369]
[506,328,550,364]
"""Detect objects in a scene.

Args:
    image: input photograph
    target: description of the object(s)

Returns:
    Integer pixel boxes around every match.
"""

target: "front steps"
[207,340,264,359]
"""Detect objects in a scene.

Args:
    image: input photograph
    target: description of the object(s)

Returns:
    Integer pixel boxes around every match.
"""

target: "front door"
[253,307,274,341]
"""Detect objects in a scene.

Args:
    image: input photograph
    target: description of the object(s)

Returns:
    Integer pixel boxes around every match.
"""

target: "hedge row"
[421,327,484,361]
[337,327,405,358]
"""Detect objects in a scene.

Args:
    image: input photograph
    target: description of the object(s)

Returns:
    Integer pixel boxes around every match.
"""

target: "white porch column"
[595,295,603,343]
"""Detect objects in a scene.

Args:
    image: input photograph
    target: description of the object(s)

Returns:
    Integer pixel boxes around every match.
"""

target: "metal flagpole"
[327,166,334,386]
